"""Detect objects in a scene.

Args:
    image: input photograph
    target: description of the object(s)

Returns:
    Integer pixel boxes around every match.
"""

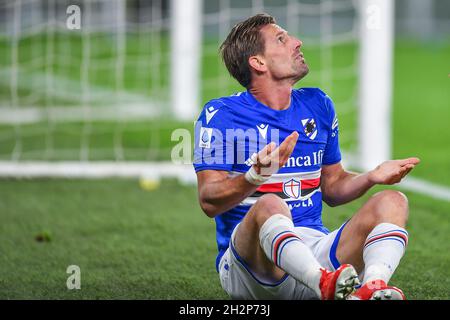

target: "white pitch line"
[398,176,450,202]
[0,161,448,202]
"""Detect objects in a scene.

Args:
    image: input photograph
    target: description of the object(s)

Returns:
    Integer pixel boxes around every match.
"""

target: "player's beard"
[270,59,309,84]
[292,61,309,83]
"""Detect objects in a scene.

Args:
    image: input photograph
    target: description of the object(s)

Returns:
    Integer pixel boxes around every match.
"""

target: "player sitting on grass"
[193,13,420,300]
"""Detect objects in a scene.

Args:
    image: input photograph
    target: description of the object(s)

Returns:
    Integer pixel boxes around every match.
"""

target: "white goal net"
[0,0,392,178]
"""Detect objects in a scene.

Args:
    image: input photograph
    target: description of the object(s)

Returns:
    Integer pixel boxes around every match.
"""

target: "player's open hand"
[254,131,299,176]
[368,157,421,185]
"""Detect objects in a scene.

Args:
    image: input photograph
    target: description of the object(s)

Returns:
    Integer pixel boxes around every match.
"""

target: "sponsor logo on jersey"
[199,127,213,148]
[301,118,318,140]
[283,179,302,199]
[284,150,324,168]
[243,150,324,168]
[256,124,269,139]
[205,106,218,124]
[288,198,314,209]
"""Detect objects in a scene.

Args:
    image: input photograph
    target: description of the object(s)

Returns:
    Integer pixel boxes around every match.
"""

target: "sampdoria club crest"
[301,118,318,140]
[283,179,302,199]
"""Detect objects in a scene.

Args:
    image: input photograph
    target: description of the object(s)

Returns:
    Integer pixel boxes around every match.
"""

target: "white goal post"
[171,0,202,121]
[358,0,393,171]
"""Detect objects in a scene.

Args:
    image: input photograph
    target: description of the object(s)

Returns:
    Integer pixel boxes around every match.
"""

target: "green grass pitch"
[0,179,449,299]
[0,36,449,299]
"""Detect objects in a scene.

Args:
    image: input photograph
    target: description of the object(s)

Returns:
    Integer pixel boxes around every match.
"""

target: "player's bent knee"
[252,194,291,222]
[371,190,409,224]
[256,193,289,210]
[373,190,409,210]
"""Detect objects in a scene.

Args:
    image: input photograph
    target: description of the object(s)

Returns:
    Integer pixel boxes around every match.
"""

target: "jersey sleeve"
[322,94,342,165]
[193,100,235,172]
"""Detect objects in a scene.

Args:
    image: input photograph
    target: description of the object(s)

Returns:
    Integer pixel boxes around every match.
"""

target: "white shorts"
[218,222,348,300]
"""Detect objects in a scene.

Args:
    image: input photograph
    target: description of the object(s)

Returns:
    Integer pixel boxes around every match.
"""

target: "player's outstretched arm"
[321,157,420,207]
[196,132,299,218]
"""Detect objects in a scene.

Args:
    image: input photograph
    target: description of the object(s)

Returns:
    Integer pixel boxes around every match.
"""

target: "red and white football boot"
[319,264,360,300]
[347,279,406,300]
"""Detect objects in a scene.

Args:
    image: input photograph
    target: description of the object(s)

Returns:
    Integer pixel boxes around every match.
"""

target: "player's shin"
[259,214,323,297]
[362,223,409,286]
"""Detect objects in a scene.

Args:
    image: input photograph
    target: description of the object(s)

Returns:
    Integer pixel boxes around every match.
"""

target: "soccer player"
[193,14,419,300]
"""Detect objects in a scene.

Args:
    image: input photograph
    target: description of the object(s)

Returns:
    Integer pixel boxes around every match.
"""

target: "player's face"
[259,24,309,83]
